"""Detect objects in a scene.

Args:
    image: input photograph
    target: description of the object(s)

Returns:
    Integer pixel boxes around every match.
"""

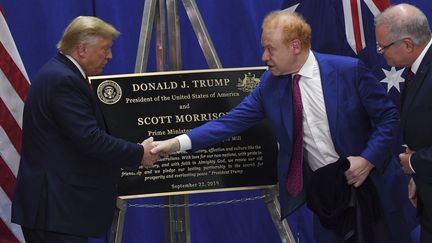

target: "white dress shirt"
[295,51,339,171]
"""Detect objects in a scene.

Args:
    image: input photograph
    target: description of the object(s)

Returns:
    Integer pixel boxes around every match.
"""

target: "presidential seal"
[237,72,260,93]
[97,80,122,105]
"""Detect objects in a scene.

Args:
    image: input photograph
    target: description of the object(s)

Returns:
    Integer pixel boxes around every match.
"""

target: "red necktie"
[86,77,94,91]
[285,74,303,197]
[401,68,414,106]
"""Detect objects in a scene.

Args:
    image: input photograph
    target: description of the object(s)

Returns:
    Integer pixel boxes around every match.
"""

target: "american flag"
[0,5,29,243]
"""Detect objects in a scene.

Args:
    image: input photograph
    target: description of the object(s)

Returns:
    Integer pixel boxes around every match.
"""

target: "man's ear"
[291,39,302,53]
[404,38,415,53]
[76,42,86,57]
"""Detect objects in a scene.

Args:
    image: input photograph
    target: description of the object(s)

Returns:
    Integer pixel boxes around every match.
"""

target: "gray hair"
[375,3,431,45]
[57,16,120,55]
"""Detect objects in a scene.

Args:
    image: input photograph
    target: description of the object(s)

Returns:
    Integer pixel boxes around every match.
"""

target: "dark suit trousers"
[22,227,88,243]
[419,191,432,243]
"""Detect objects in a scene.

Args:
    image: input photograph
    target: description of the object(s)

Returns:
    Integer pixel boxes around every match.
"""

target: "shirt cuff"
[408,154,416,173]
[176,134,192,152]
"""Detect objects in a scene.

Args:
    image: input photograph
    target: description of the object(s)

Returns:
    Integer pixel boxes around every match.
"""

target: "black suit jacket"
[12,53,143,237]
[401,44,432,227]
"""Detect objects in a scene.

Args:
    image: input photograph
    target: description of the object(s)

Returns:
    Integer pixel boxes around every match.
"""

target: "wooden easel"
[110,1,296,242]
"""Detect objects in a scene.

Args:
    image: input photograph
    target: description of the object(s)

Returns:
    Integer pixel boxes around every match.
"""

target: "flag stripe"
[0,219,19,243]
[357,1,366,50]
[0,126,20,176]
[350,0,363,53]
[0,99,22,154]
[0,70,25,129]
[371,0,390,12]
[364,0,390,17]
[364,0,381,16]
[342,1,357,54]
[0,12,29,82]
[0,187,21,243]
[0,156,15,199]
[0,41,29,102]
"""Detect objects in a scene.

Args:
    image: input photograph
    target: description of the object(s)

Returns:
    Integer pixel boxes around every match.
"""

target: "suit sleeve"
[411,152,432,177]
[187,80,267,151]
[355,61,399,172]
[51,75,143,167]
[405,69,432,177]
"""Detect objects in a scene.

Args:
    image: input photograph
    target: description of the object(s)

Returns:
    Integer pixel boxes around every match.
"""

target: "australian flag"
[281,0,419,242]
[282,0,406,104]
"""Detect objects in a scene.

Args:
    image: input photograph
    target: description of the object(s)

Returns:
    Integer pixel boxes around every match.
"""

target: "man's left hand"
[399,147,415,174]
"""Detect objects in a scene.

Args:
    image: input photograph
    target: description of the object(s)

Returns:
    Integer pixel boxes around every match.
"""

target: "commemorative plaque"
[89,67,278,198]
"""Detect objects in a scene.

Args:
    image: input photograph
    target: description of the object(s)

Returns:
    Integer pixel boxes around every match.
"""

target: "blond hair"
[262,11,311,50]
[57,16,120,55]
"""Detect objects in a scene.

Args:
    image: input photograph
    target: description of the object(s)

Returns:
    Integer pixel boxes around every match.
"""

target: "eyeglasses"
[376,38,406,54]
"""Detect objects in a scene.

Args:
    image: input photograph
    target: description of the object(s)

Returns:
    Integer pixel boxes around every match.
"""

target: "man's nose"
[261,51,268,62]
[107,50,113,60]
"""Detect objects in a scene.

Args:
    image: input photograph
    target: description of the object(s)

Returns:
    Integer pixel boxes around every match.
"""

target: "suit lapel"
[280,75,294,144]
[315,53,339,145]
[55,53,108,131]
[401,46,432,127]
[56,53,92,91]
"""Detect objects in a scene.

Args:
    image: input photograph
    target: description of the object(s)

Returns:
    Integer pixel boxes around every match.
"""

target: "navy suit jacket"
[186,51,405,221]
[401,45,432,225]
[12,53,143,237]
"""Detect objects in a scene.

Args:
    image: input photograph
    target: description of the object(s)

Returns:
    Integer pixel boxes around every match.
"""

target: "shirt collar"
[64,54,87,79]
[293,50,315,79]
[411,37,432,74]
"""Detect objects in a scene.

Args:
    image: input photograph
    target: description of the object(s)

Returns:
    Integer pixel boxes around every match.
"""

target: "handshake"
[139,137,181,169]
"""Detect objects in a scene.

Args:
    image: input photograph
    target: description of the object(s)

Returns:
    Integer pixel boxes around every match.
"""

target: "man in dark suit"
[11,16,159,243]
[152,10,411,242]
[375,3,432,242]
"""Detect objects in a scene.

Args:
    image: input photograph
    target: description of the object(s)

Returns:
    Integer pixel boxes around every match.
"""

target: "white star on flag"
[282,3,299,12]
[380,67,406,93]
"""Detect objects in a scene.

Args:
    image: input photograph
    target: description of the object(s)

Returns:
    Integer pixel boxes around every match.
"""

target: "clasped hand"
[151,138,181,157]
[399,147,415,174]
[140,137,181,169]
[140,137,159,169]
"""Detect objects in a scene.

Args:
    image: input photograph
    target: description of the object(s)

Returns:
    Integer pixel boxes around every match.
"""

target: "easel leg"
[109,198,128,243]
[181,0,222,69]
[164,195,191,243]
[262,187,297,243]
